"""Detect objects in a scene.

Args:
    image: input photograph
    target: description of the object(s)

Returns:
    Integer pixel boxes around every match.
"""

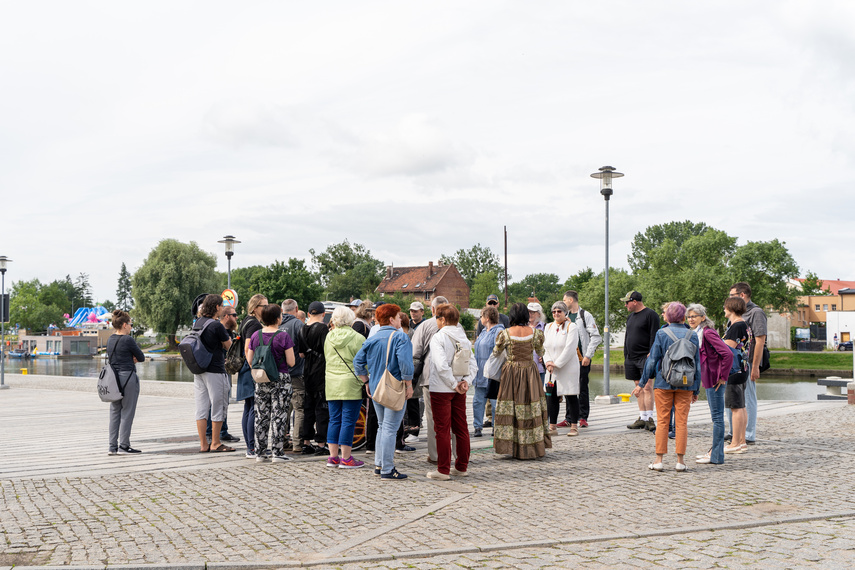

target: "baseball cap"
[620,291,643,303]
[307,301,326,315]
[527,302,543,313]
[373,301,386,309]
[486,294,499,303]
[409,301,424,310]
[348,299,362,307]
[191,293,210,317]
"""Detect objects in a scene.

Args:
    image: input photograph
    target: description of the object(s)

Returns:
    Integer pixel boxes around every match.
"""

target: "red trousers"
[429,391,470,474]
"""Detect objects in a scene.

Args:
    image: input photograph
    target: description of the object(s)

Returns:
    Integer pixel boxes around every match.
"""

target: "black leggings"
[548,392,579,425]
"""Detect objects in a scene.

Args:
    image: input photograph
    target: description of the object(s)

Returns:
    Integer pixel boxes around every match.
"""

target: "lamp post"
[0,256,11,390]
[217,235,240,289]
[591,167,622,405]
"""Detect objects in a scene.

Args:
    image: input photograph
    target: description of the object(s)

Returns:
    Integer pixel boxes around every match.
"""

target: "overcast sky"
[2,1,853,304]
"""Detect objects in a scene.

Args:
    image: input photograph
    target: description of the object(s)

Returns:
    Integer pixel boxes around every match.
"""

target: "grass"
[589,350,854,370]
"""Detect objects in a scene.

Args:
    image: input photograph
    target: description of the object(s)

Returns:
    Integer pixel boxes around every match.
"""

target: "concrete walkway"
[1,373,854,568]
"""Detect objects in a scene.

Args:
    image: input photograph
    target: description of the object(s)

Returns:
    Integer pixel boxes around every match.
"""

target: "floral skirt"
[494,360,551,459]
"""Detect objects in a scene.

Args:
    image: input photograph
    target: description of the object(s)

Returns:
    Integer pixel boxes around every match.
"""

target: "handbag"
[484,330,509,380]
[97,350,124,403]
[370,332,406,411]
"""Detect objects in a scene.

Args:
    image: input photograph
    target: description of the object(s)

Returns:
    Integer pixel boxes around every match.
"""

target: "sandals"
[210,444,235,452]
[675,463,688,472]
[567,427,579,437]
[648,462,664,471]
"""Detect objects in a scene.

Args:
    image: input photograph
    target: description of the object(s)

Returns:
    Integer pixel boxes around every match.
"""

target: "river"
[7,357,832,401]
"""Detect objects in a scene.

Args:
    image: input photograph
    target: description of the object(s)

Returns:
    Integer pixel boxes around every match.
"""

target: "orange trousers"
[654,389,692,456]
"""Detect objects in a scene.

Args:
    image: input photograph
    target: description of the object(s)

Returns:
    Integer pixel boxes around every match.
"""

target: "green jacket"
[324,325,366,401]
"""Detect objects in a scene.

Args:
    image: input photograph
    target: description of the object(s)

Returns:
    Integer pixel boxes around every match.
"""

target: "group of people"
[104,280,768,477]
[625,282,767,471]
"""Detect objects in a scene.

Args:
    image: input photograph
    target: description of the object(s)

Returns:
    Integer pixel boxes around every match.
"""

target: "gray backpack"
[661,328,696,388]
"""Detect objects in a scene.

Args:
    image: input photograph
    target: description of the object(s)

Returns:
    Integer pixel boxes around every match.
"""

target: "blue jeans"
[472,386,496,430]
[373,402,406,475]
[705,386,726,464]
[327,399,363,447]
[727,367,757,441]
[242,397,255,453]
[744,377,757,441]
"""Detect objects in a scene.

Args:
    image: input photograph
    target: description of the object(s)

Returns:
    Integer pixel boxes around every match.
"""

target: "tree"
[440,243,504,288]
[508,273,562,305]
[74,273,93,308]
[577,268,638,334]
[101,300,116,312]
[728,239,800,314]
[116,263,134,311]
[9,279,66,333]
[327,261,383,302]
[800,271,831,296]
[628,221,710,273]
[131,239,220,345]
[230,259,325,313]
[563,267,596,293]
[309,240,384,288]
[469,270,500,308]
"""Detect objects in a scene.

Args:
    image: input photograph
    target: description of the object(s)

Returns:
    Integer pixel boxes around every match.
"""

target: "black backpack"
[178,319,217,374]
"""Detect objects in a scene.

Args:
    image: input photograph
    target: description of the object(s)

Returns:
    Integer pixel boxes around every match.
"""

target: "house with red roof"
[375,261,470,308]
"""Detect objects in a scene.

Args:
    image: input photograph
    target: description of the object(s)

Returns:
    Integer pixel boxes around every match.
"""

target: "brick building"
[374,261,470,308]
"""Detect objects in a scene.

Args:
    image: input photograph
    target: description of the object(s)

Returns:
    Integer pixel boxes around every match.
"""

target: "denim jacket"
[473,323,505,388]
[640,324,701,394]
[353,326,414,394]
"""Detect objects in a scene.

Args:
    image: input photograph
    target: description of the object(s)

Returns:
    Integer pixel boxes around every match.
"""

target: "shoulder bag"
[97,342,125,403]
[484,330,508,380]
[371,332,406,411]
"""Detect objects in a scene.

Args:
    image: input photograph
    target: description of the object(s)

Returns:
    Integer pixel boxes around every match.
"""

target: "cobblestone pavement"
[1,384,854,568]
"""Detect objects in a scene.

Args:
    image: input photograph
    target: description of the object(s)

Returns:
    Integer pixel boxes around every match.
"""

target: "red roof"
[796,278,855,295]
[375,263,460,294]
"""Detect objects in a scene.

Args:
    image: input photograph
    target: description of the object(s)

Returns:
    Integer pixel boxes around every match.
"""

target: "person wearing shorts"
[621,292,660,431]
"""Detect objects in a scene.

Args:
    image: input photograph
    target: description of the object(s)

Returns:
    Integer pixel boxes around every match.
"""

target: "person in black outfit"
[621,291,660,431]
[299,301,330,452]
[107,310,146,455]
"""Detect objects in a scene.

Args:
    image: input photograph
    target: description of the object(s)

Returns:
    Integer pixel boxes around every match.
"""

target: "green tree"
[231,259,325,313]
[577,268,638,334]
[508,273,562,306]
[628,221,710,273]
[9,279,66,333]
[469,270,500,308]
[116,263,134,311]
[440,243,504,288]
[327,261,383,302]
[800,271,831,296]
[131,239,220,345]
[563,267,596,293]
[728,239,800,313]
[74,273,93,308]
[309,240,384,288]
[101,300,116,312]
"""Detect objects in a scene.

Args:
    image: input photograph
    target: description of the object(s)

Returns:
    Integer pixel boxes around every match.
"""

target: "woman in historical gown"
[492,302,552,459]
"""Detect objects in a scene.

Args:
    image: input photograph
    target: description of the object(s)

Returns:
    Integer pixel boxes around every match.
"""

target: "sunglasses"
[226,313,238,317]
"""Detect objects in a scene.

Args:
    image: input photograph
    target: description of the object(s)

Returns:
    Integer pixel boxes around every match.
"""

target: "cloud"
[202,100,297,148]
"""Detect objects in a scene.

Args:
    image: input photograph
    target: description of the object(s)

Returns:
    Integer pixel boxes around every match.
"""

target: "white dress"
[542,321,581,396]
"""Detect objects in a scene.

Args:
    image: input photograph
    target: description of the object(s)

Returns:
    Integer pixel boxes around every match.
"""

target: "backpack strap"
[662,327,678,343]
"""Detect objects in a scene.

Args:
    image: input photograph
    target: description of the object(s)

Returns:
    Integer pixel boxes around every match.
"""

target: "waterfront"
[4,356,831,400]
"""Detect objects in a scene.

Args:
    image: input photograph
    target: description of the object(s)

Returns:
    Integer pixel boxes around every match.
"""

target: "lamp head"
[591,166,623,201]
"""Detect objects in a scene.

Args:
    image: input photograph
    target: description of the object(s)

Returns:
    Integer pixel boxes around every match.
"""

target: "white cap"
[409,301,424,310]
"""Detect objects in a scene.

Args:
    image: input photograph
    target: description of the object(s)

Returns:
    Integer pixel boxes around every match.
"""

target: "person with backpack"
[236,294,268,458]
[245,303,296,463]
[722,296,751,455]
[191,294,234,453]
[632,302,701,472]
[427,304,476,480]
[561,290,602,428]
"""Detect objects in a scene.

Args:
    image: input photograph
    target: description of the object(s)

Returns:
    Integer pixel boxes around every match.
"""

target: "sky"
[2,1,854,304]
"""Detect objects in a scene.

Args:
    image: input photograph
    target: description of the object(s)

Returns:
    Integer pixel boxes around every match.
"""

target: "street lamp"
[217,235,240,289]
[591,166,623,405]
[0,256,11,390]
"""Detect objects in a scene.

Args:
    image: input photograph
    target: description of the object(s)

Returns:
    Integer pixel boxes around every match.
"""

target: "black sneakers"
[118,446,141,454]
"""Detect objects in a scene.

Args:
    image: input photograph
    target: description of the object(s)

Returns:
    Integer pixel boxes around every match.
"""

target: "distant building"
[375,261,470,308]
[789,278,855,349]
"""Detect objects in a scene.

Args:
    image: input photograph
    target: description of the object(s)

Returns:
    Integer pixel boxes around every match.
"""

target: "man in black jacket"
[299,301,330,452]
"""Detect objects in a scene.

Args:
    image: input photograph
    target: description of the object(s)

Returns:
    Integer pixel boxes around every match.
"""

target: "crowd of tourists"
[104,281,768,476]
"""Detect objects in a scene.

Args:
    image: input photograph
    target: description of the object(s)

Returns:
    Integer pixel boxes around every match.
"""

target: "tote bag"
[97,352,124,403]
[371,332,406,411]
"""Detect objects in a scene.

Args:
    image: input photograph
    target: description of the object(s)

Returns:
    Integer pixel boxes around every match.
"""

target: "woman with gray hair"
[542,301,581,436]
[686,303,733,465]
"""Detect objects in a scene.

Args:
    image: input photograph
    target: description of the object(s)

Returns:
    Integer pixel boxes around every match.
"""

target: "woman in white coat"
[543,301,581,436]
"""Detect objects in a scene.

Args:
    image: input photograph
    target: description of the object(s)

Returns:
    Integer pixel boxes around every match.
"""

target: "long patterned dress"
[492,329,551,459]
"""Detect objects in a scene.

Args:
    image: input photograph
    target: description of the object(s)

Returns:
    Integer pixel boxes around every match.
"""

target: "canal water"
[8,357,832,401]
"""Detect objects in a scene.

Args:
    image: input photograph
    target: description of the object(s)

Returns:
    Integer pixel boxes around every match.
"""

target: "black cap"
[307,301,326,315]
[191,293,210,317]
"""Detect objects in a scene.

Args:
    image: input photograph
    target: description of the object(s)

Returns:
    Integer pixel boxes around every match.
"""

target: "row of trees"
[8,222,804,342]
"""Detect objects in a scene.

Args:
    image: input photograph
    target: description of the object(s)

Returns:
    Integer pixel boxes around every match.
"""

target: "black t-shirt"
[624,307,660,361]
[196,316,230,374]
[107,334,145,373]
[300,322,329,391]
[724,320,751,382]
[239,316,263,359]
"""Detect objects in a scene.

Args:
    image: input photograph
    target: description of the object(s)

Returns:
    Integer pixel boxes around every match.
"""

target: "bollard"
[20,368,27,375]
[617,393,631,403]
[848,382,855,405]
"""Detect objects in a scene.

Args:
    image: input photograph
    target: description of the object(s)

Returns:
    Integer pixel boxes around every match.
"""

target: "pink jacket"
[698,327,733,389]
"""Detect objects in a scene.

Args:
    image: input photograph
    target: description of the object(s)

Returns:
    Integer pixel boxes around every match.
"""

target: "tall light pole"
[591,167,622,405]
[218,235,240,289]
[0,256,11,390]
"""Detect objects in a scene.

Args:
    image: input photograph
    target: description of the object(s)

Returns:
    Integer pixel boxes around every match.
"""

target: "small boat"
[7,350,31,359]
